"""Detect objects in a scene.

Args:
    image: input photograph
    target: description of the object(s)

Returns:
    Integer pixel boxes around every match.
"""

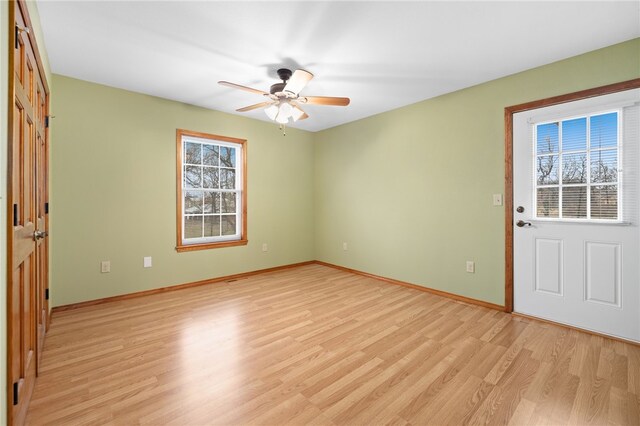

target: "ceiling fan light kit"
[264,104,278,120]
[219,68,350,135]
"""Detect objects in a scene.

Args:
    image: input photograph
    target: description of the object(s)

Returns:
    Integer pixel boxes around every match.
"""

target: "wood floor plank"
[330,339,441,424]
[26,264,640,425]
[507,397,536,425]
[469,349,540,425]
[429,375,494,425]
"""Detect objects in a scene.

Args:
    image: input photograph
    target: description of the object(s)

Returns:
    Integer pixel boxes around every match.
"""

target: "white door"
[514,89,640,343]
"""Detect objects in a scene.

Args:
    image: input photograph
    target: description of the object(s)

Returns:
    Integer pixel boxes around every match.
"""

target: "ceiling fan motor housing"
[276,68,292,82]
[270,68,294,95]
[270,82,287,95]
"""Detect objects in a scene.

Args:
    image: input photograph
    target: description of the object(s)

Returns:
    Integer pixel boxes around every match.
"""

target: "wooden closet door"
[8,1,50,424]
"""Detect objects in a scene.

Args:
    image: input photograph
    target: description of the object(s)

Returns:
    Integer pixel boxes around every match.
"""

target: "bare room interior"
[2,0,640,424]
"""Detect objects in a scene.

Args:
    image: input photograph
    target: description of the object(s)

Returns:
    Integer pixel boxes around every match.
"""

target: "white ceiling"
[37,1,640,132]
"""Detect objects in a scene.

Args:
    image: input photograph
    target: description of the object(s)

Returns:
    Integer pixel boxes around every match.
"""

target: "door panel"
[513,89,640,343]
[534,238,563,295]
[584,241,621,306]
[8,1,50,424]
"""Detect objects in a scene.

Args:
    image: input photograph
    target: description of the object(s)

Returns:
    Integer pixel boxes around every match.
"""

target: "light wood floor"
[26,264,640,425]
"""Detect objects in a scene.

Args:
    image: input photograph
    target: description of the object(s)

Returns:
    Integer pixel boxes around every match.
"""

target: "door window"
[535,111,620,221]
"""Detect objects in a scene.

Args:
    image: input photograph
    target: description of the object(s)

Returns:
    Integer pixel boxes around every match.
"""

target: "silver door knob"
[516,220,532,228]
[33,230,48,240]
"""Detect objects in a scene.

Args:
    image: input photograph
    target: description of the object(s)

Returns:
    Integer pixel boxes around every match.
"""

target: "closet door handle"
[33,230,48,240]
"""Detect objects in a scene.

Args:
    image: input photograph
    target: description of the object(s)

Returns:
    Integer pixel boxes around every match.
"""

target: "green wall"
[314,38,640,306]
[50,75,315,307]
[50,39,640,309]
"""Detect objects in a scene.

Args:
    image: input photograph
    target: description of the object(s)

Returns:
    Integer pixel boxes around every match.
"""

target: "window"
[535,111,621,221]
[176,129,247,251]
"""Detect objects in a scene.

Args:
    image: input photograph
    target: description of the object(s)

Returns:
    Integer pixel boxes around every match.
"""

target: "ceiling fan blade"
[290,102,307,122]
[284,69,314,95]
[219,81,268,96]
[297,96,350,106]
[236,101,274,112]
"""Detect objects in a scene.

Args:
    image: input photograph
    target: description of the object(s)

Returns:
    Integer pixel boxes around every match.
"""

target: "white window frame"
[532,108,623,223]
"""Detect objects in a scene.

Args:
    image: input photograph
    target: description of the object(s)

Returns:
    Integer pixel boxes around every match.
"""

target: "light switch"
[143,257,152,268]
[466,261,475,273]
[492,194,503,206]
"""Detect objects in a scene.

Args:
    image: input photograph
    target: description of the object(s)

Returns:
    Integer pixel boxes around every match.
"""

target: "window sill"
[529,219,631,226]
[176,239,248,252]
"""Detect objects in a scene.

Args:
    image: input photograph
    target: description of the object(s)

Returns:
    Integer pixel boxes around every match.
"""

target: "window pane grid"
[535,111,619,220]
[181,138,241,242]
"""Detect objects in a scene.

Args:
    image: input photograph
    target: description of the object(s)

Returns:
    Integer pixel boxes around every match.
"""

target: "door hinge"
[13,204,18,226]
[45,288,49,300]
[45,116,49,128]
[13,382,18,405]
[45,202,49,214]
[15,24,29,49]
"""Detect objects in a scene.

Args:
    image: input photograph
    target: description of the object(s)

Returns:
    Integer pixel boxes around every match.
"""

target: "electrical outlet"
[343,242,348,251]
[466,261,475,273]
[143,257,152,268]
[262,243,268,252]
[492,194,503,206]
[101,261,110,273]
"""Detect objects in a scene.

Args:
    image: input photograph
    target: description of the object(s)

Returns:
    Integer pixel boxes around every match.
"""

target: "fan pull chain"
[279,124,286,136]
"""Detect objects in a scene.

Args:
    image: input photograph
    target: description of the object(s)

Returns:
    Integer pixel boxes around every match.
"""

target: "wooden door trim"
[504,78,640,313]
[6,2,16,422]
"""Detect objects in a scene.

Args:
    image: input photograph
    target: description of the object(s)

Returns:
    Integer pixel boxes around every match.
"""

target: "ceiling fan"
[218,68,350,129]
